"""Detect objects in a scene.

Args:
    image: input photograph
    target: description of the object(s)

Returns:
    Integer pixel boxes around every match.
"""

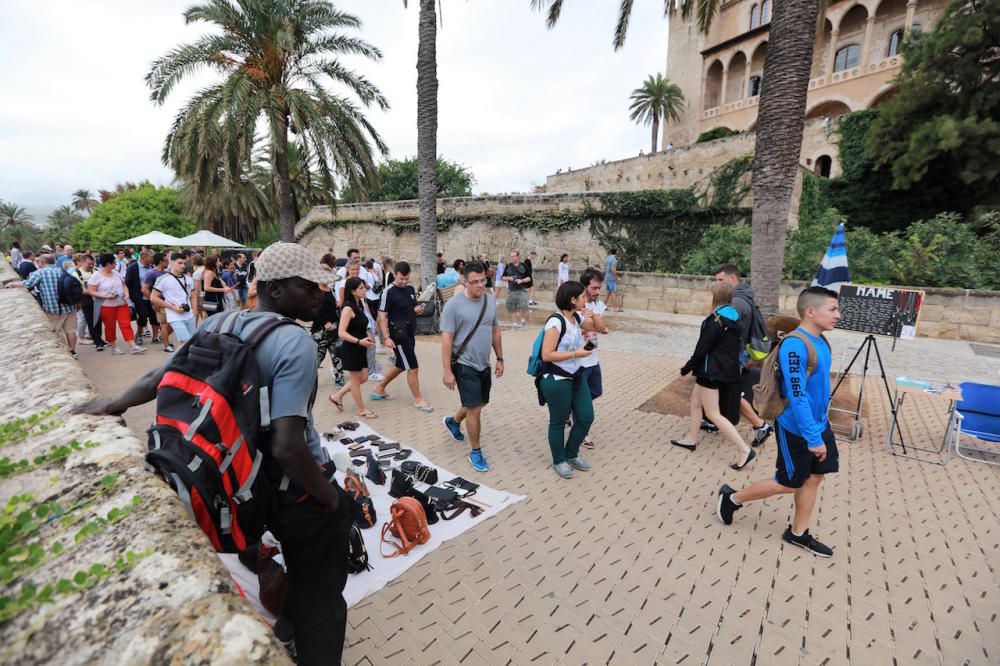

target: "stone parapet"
[0,261,288,664]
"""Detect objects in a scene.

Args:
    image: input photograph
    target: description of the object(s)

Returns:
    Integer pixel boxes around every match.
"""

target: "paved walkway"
[78,309,1000,665]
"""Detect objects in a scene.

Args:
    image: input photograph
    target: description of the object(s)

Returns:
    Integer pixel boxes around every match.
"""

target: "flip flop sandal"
[414,404,434,413]
[370,392,391,401]
[582,440,596,449]
[328,395,344,412]
[730,449,757,471]
[358,411,378,419]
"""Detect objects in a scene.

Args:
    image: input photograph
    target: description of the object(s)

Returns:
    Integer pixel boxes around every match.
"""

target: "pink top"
[88,271,128,307]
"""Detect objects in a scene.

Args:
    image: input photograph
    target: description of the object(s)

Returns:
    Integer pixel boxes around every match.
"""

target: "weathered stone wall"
[296,193,609,281]
[528,268,1000,344]
[544,117,834,195]
[0,262,289,665]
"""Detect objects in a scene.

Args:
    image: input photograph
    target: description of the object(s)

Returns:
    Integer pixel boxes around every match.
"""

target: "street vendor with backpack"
[71,242,352,664]
[716,286,841,558]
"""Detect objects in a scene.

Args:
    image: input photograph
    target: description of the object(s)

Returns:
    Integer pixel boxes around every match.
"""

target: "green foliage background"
[70,186,196,251]
[696,127,739,143]
[340,157,475,203]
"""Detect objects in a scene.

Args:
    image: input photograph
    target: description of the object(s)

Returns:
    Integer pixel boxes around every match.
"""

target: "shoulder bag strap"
[170,273,192,307]
[451,296,489,364]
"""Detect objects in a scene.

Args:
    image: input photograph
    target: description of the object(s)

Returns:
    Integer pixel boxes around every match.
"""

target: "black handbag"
[405,487,438,525]
[389,469,414,499]
[400,461,438,485]
[424,485,459,509]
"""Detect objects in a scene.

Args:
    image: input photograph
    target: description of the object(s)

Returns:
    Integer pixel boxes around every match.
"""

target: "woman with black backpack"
[671,281,755,470]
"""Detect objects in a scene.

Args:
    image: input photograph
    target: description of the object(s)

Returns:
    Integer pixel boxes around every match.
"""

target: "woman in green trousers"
[540,281,598,479]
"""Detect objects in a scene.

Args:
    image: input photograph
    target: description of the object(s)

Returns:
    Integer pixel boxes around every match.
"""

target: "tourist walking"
[125,250,155,343]
[671,282,754,469]
[142,252,169,349]
[526,251,538,305]
[603,249,622,312]
[538,281,597,479]
[191,254,205,323]
[72,242,354,663]
[372,261,432,411]
[5,254,80,359]
[16,250,37,280]
[86,253,145,355]
[312,256,345,387]
[714,264,774,445]
[234,253,249,308]
[76,254,105,350]
[578,267,610,449]
[493,256,505,299]
[441,262,503,473]
[503,250,531,329]
[557,254,570,286]
[9,242,23,268]
[717,287,842,558]
[151,253,197,345]
[329,276,376,419]
[201,255,230,316]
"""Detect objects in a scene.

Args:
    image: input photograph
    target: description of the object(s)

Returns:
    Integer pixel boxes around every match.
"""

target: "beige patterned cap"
[253,242,333,285]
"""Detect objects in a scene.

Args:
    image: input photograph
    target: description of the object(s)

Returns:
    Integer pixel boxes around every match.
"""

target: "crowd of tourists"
[26,236,842,664]
[5,241,258,358]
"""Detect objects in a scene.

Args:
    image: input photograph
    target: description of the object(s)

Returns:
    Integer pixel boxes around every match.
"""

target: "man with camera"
[151,252,197,344]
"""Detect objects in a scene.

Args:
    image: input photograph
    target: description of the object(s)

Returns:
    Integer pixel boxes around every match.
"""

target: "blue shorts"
[606,279,617,293]
[236,287,249,301]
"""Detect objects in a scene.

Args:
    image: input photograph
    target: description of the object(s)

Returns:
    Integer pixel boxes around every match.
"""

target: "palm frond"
[612,0,636,50]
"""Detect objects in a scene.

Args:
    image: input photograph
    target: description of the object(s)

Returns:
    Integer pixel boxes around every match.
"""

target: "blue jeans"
[171,317,197,342]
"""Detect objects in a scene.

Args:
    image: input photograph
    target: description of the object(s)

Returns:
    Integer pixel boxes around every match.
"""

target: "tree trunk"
[749,0,819,314]
[651,111,660,154]
[417,0,439,287]
[270,104,297,243]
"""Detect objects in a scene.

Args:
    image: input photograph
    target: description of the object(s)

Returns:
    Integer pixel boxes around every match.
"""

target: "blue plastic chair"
[953,382,1000,466]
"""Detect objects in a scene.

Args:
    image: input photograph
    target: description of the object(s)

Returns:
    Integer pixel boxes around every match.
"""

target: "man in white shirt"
[579,267,609,449]
[151,252,197,345]
[336,248,369,283]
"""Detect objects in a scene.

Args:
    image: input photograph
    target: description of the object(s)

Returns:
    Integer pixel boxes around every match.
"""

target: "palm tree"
[71,189,98,215]
[46,206,84,245]
[629,73,685,154]
[531,0,822,313]
[0,202,33,229]
[147,0,389,242]
[403,0,439,288]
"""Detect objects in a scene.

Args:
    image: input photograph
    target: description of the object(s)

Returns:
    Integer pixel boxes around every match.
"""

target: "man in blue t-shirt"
[716,286,842,557]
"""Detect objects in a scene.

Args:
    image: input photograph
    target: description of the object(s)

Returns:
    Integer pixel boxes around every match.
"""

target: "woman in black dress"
[329,277,376,419]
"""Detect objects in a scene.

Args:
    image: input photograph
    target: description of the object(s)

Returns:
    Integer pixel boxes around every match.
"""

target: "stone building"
[667,0,945,175]
[546,0,946,193]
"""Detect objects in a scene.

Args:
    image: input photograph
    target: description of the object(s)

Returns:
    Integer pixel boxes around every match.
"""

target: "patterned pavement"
[311,330,1000,666]
[80,316,1000,665]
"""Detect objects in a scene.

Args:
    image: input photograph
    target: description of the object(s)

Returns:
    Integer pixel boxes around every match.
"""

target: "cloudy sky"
[0,1,669,209]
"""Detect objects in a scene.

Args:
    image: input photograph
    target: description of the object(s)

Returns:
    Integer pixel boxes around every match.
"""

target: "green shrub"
[695,127,739,143]
[71,186,195,251]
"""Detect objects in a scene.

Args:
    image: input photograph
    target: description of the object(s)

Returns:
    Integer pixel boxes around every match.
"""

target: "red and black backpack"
[146,311,297,553]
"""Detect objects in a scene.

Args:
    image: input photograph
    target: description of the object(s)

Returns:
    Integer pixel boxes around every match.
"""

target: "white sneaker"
[130,346,147,354]
[111,348,125,356]
[369,373,383,382]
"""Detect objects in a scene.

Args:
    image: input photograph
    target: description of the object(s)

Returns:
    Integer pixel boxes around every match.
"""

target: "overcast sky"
[0,1,669,208]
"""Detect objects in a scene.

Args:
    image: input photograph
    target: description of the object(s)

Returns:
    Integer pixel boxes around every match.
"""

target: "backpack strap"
[244,316,298,347]
[785,330,820,376]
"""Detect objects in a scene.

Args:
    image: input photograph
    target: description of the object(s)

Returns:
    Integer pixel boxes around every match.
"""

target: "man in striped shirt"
[6,254,79,358]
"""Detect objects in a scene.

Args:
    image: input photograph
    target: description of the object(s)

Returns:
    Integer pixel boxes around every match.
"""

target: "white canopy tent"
[116,231,180,246]
[173,230,245,248]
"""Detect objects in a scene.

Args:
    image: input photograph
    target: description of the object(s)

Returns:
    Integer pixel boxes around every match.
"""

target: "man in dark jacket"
[715,264,774,447]
[125,251,155,343]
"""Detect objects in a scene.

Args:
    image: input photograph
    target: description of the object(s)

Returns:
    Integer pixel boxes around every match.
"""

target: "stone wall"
[0,263,289,664]
[528,268,1000,344]
[544,117,835,196]
[296,193,608,281]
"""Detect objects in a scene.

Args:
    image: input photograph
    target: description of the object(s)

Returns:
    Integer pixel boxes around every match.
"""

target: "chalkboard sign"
[836,285,924,339]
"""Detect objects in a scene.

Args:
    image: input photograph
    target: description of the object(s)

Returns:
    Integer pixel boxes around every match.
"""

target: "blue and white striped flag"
[811,223,850,292]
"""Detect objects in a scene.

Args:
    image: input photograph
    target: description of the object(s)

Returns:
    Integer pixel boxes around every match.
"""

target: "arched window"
[815,155,833,178]
[887,29,903,57]
[761,0,771,23]
[750,4,759,29]
[748,76,762,97]
[834,44,861,72]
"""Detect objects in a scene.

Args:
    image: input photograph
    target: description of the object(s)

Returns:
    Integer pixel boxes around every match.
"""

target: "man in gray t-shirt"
[440,262,503,473]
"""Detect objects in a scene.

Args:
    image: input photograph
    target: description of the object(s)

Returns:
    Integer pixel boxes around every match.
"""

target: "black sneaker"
[716,484,741,525]
[782,527,834,557]
[752,423,774,447]
[700,419,719,433]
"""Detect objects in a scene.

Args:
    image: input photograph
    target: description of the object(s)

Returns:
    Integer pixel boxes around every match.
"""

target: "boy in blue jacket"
[716,287,842,557]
